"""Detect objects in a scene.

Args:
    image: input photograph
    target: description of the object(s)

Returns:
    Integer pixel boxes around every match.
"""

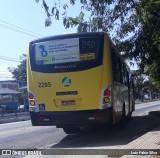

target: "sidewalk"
[121,120,160,158]
[116,111,160,157]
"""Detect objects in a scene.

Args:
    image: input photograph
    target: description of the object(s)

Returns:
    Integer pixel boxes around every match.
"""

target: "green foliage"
[35,0,160,88]
[35,0,142,45]
[17,88,28,103]
[8,54,27,82]
[138,0,160,84]
[133,70,160,98]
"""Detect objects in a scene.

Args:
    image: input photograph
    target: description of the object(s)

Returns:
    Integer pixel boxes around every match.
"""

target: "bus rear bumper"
[30,108,113,126]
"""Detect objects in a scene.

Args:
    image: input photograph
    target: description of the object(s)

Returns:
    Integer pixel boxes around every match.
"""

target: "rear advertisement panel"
[35,38,80,65]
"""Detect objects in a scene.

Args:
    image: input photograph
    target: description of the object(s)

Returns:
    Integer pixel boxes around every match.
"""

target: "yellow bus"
[27,32,135,134]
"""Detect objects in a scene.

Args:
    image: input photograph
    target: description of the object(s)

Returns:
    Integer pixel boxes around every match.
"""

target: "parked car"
[17,104,29,112]
[0,105,6,113]
[144,94,151,100]
[17,105,25,112]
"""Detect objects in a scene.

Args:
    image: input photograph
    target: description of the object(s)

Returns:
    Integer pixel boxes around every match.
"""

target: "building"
[0,80,18,90]
[0,80,20,112]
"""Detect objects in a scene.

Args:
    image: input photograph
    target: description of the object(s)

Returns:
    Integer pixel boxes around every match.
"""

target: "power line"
[0,19,43,37]
[0,55,19,60]
[0,58,20,62]
[0,19,43,38]
[0,55,20,62]
[0,23,40,38]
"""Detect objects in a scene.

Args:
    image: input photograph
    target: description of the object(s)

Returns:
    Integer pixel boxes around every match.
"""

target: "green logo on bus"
[62,77,71,87]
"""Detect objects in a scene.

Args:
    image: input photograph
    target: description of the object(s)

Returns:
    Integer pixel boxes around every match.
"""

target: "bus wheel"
[63,126,81,134]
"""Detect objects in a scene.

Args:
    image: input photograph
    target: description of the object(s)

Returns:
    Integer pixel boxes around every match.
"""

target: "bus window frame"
[110,45,130,86]
[29,33,104,73]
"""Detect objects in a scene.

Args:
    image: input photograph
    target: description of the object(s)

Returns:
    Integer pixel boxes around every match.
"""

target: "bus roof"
[30,32,106,44]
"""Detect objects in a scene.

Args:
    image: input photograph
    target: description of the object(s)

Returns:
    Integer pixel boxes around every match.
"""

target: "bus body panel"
[112,82,129,124]
[28,65,106,112]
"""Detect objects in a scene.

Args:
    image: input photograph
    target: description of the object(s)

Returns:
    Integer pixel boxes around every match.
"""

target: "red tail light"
[29,94,34,99]
[104,89,110,95]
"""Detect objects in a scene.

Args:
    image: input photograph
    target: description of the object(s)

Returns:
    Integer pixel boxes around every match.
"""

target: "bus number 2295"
[38,82,51,88]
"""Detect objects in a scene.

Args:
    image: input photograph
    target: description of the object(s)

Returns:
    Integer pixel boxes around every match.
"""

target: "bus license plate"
[61,100,75,106]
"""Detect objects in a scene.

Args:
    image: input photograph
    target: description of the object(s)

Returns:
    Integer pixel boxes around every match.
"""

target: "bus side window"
[123,66,129,86]
[111,48,121,83]
[122,64,125,85]
[111,48,117,81]
[126,70,129,87]
[111,46,128,86]
[119,59,123,84]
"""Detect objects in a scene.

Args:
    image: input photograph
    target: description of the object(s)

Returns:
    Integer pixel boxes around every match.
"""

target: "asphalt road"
[0,100,160,151]
[133,100,160,116]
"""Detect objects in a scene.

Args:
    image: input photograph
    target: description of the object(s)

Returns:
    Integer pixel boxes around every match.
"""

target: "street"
[0,101,160,151]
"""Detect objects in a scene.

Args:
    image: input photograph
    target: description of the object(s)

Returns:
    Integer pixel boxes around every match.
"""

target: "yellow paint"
[28,66,104,111]
[80,53,95,61]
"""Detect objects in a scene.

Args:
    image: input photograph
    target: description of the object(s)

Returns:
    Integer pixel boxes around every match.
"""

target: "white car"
[17,105,25,112]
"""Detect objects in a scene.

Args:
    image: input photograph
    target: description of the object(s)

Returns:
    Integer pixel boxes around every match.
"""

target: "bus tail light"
[100,86,112,109]
[30,101,35,106]
[104,89,110,95]
[29,94,34,99]
[28,91,38,112]
[104,97,110,103]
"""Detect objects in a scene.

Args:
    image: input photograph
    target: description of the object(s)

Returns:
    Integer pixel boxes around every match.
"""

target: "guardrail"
[0,109,30,124]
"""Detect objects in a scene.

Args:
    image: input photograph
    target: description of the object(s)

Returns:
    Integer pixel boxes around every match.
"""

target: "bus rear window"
[34,38,99,65]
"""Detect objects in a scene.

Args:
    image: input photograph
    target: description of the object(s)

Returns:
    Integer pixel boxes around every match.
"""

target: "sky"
[0,0,79,80]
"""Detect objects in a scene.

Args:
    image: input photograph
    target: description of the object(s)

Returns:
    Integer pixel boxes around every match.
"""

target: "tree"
[133,69,160,100]
[35,0,160,87]
[121,0,160,83]
[35,0,141,39]
[139,0,160,86]
[8,54,28,108]
[8,54,27,82]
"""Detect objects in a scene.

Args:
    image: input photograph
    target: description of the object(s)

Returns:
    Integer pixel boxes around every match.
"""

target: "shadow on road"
[51,111,160,149]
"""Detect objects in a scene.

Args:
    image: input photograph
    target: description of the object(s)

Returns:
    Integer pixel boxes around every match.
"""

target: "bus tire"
[63,126,81,134]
